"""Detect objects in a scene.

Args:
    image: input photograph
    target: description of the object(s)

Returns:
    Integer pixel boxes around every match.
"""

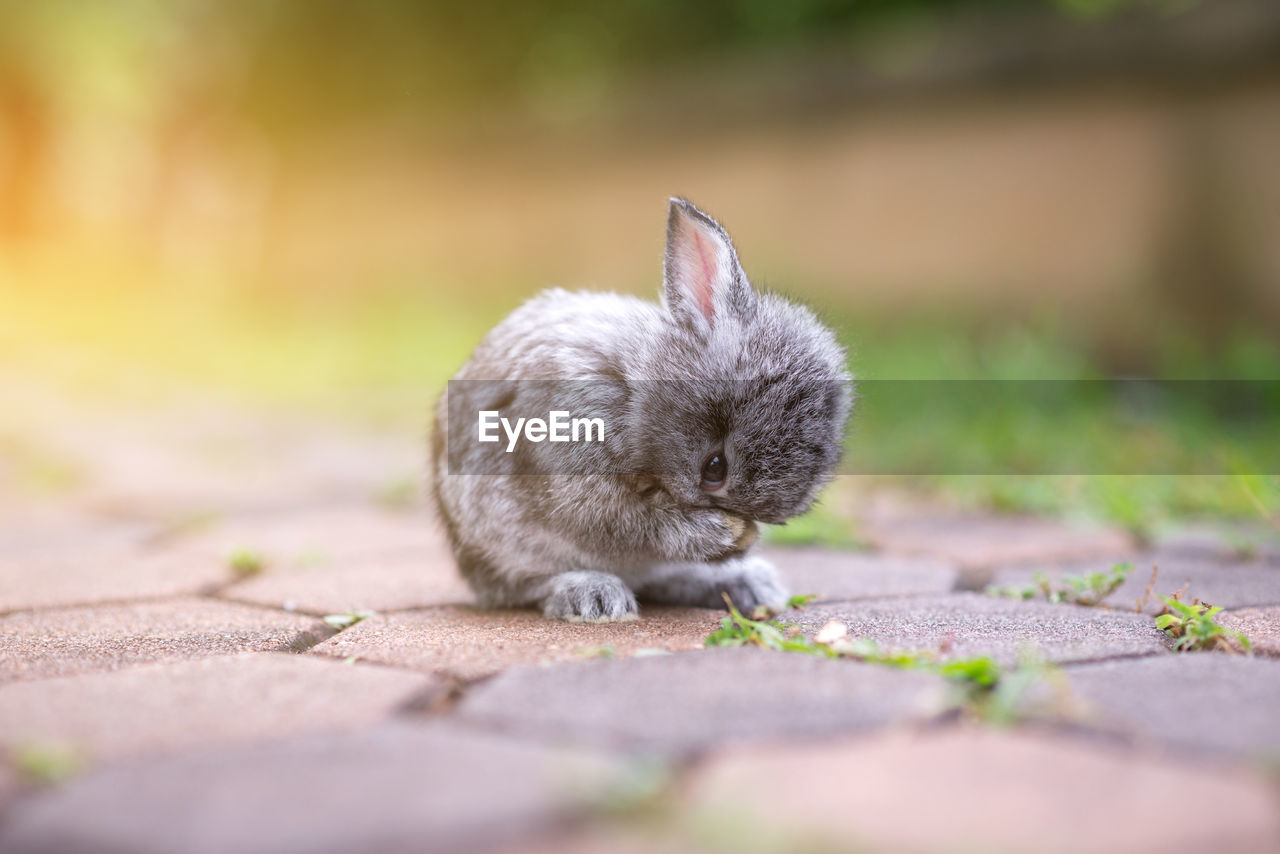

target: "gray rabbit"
[431,198,852,621]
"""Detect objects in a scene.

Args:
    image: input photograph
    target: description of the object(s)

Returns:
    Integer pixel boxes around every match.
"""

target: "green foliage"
[322,609,376,629]
[227,549,266,578]
[11,742,85,786]
[970,651,1062,727]
[704,600,833,655]
[1155,596,1252,654]
[988,562,1132,607]
[1,1,1181,142]
[786,593,820,609]
[845,320,1280,532]
[761,504,865,550]
[705,596,1054,724]
[1235,472,1280,532]
[936,655,1003,688]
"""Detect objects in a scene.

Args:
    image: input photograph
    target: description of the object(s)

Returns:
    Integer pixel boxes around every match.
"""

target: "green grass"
[837,315,1280,536]
[704,595,1057,724]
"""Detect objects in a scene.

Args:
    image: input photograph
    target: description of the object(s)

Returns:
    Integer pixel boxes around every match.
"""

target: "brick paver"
[1220,606,1280,657]
[0,652,435,762]
[0,723,622,854]
[860,513,1132,574]
[0,544,228,613]
[183,506,449,569]
[222,551,473,614]
[455,647,948,753]
[764,546,959,602]
[1155,524,1280,563]
[0,598,332,682]
[685,727,1280,854]
[311,605,722,679]
[787,593,1170,665]
[1063,654,1280,757]
[4,398,1279,854]
[989,554,1280,614]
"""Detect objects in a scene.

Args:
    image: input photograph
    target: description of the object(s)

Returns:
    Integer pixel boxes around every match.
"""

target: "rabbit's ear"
[663,198,756,331]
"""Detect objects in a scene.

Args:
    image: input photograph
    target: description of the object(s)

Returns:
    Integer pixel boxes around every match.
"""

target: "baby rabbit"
[431,198,851,621]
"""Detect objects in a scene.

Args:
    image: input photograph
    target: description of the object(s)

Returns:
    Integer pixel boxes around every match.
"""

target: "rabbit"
[431,198,852,621]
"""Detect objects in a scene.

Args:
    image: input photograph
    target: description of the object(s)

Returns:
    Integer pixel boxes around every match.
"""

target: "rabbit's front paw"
[542,571,639,622]
[716,555,788,614]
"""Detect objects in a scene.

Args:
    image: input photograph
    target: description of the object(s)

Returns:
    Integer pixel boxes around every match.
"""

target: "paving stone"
[685,727,1280,854]
[0,547,229,613]
[762,546,958,602]
[1065,655,1280,758]
[0,598,333,682]
[0,761,18,809]
[786,593,1169,665]
[860,513,1132,575]
[455,647,948,754]
[17,396,421,519]
[223,549,472,614]
[1153,523,1280,563]
[183,505,447,566]
[311,606,722,679]
[0,507,452,614]
[0,722,622,854]
[1220,607,1280,657]
[492,825,707,854]
[0,653,435,762]
[0,513,153,563]
[990,554,1280,614]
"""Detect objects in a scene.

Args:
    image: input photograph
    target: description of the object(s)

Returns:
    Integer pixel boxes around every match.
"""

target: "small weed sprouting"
[322,609,376,630]
[1155,595,1253,654]
[11,742,86,786]
[704,598,831,655]
[704,596,1055,724]
[988,562,1133,608]
[228,549,266,578]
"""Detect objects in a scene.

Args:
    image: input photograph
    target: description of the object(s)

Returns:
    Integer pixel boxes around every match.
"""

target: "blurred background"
[2,0,1278,542]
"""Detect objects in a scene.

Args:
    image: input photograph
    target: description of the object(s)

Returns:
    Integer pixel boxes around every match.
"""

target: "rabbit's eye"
[700,451,727,490]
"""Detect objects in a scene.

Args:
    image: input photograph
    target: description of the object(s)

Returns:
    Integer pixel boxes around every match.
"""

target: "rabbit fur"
[431,198,852,621]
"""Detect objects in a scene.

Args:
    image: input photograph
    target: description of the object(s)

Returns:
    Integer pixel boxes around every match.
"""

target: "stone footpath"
[1,407,1279,854]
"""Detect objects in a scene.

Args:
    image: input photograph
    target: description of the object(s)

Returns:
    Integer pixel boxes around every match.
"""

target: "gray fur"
[635,553,789,612]
[431,198,852,621]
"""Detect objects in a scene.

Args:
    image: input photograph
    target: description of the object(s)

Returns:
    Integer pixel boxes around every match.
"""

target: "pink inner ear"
[680,220,718,322]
